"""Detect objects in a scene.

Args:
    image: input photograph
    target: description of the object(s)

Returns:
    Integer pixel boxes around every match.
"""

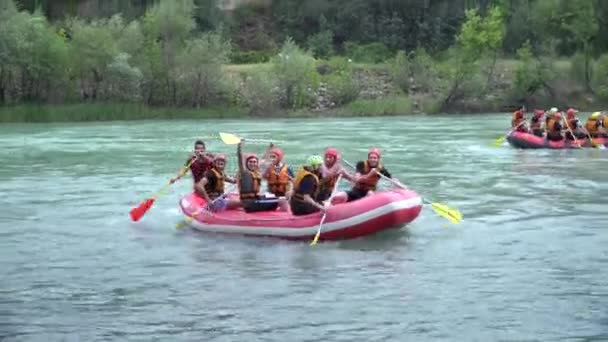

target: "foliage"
[271,37,319,109]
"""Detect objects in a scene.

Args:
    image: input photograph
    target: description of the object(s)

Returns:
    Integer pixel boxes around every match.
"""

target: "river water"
[1,115,607,341]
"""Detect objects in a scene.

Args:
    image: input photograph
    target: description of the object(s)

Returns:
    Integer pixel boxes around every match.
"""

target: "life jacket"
[190,157,213,183]
[266,164,290,196]
[565,118,579,131]
[585,118,600,136]
[204,168,224,199]
[319,170,339,194]
[238,170,261,200]
[546,118,559,132]
[292,168,319,202]
[603,116,608,130]
[355,161,384,192]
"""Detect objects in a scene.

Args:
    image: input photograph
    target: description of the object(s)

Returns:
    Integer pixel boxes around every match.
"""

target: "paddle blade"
[492,135,506,147]
[310,232,321,245]
[219,132,241,145]
[430,202,462,224]
[130,198,155,221]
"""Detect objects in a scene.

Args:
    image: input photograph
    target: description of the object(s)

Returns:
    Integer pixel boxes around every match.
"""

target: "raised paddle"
[130,158,197,221]
[310,174,342,246]
[493,120,526,147]
[219,132,283,145]
[342,159,462,224]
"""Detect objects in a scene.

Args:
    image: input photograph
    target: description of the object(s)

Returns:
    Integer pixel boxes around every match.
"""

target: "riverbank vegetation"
[2,0,608,122]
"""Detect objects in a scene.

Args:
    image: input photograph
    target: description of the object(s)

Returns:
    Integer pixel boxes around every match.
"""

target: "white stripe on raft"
[184,196,423,237]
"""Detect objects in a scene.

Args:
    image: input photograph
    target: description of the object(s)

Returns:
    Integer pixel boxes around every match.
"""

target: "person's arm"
[300,177,325,211]
[225,175,237,184]
[170,155,196,183]
[195,177,212,203]
[259,143,275,169]
[338,166,356,183]
[237,141,245,174]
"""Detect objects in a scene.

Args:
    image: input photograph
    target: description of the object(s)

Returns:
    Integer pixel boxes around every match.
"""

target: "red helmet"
[245,153,258,163]
[214,154,226,162]
[566,108,578,119]
[269,147,283,162]
[325,147,339,159]
[368,148,381,159]
[534,109,544,117]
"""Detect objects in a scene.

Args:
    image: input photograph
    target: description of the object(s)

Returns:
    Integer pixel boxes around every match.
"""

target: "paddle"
[563,118,582,148]
[219,132,282,145]
[310,174,342,246]
[342,159,462,224]
[493,120,527,147]
[130,158,197,221]
[582,128,605,149]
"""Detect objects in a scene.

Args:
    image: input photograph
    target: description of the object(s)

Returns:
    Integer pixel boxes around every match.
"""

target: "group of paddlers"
[170,140,394,216]
[511,106,608,141]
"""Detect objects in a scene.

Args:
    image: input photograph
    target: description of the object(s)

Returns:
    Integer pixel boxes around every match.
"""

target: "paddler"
[334,148,392,203]
[316,147,355,203]
[546,111,564,141]
[262,146,294,198]
[511,105,528,132]
[545,107,558,129]
[289,155,327,216]
[195,154,238,212]
[564,108,586,140]
[584,112,603,138]
[529,109,545,137]
[236,140,288,213]
[170,140,214,185]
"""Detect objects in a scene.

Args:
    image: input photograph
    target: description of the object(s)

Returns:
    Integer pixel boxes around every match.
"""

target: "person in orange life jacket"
[599,113,608,138]
[545,107,558,128]
[512,105,529,133]
[333,148,392,203]
[316,147,355,203]
[236,140,288,213]
[563,108,586,140]
[546,112,564,141]
[529,109,545,137]
[195,154,238,212]
[262,147,295,197]
[290,155,327,216]
[170,140,214,185]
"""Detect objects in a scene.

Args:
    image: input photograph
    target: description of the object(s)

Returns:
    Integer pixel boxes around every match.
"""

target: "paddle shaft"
[563,118,582,147]
[311,174,342,245]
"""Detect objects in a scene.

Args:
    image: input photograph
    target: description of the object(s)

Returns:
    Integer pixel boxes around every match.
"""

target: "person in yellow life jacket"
[600,113,608,138]
[563,108,586,140]
[236,141,288,213]
[584,112,606,138]
[511,105,528,133]
[290,155,327,216]
[316,147,356,203]
[262,147,294,197]
[546,112,564,141]
[529,109,545,137]
[195,154,238,212]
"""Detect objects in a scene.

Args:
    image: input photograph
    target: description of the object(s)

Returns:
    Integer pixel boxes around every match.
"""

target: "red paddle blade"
[129,198,156,221]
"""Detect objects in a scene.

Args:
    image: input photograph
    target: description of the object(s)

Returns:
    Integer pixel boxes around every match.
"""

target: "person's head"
[268,147,283,166]
[367,148,381,167]
[214,154,226,171]
[324,147,339,167]
[534,109,544,118]
[305,155,323,173]
[554,112,562,121]
[194,140,206,157]
[566,108,578,119]
[245,153,259,171]
[519,105,526,112]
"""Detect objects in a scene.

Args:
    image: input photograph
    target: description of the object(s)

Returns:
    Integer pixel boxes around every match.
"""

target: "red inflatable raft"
[178,189,423,241]
[506,131,608,149]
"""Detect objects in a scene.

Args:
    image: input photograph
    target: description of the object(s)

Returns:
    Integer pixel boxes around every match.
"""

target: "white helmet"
[549,107,558,114]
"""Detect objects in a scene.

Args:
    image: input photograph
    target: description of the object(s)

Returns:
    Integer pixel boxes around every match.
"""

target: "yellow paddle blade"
[492,135,506,147]
[310,232,320,245]
[430,202,462,224]
[219,132,241,145]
